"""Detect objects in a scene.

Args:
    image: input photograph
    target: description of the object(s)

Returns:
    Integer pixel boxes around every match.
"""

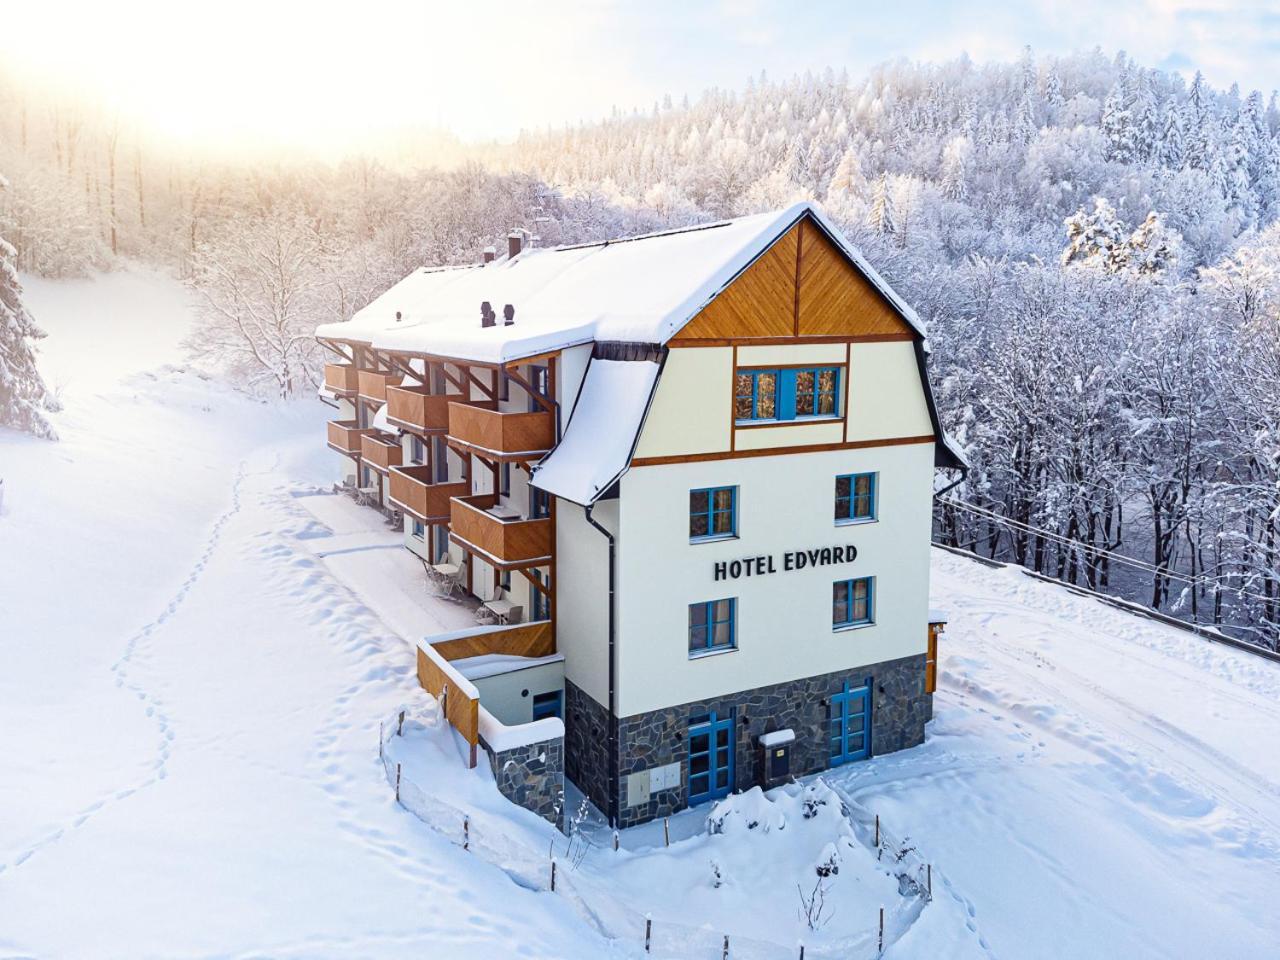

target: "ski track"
[0,460,250,878]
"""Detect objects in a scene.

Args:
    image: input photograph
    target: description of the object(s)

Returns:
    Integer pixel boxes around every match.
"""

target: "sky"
[3,0,1278,158]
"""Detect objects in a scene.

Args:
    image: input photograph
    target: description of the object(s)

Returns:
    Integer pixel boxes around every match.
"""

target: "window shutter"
[777,369,798,421]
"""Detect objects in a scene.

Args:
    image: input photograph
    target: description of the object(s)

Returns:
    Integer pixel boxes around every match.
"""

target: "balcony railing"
[447,403,554,460]
[450,494,552,567]
[359,432,403,473]
[387,387,497,434]
[388,466,468,521]
[358,369,394,404]
[327,420,372,455]
[324,363,359,396]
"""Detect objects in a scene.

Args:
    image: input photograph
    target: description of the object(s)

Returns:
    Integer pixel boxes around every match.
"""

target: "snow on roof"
[452,652,563,681]
[314,202,926,364]
[530,357,661,506]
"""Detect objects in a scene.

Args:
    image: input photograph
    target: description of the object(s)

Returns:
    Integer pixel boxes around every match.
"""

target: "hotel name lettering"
[713,545,858,581]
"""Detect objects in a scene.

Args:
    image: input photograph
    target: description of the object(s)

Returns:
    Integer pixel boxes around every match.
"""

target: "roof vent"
[480,301,496,328]
[508,232,523,260]
[483,246,496,264]
[503,304,515,326]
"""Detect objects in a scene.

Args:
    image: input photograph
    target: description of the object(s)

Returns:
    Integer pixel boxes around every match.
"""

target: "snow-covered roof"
[530,357,661,506]
[314,202,926,364]
[452,652,564,681]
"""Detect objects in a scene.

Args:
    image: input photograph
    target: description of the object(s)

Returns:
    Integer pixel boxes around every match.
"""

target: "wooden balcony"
[327,419,372,457]
[359,432,403,473]
[388,466,468,521]
[358,369,394,404]
[450,493,552,569]
[447,402,554,461]
[324,363,359,396]
[386,387,496,434]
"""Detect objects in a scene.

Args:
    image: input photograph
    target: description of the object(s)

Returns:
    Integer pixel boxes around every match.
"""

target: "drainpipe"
[583,502,618,828]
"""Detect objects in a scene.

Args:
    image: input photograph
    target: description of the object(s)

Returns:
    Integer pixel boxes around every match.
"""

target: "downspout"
[583,503,618,828]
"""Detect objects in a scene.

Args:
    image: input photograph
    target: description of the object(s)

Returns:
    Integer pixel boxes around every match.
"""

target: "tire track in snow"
[0,462,249,877]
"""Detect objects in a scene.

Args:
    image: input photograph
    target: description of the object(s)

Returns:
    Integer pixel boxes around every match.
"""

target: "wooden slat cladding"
[357,369,393,403]
[326,419,372,454]
[450,494,553,567]
[359,433,402,473]
[671,215,915,343]
[797,220,913,337]
[434,620,554,661]
[416,647,479,766]
[447,402,554,458]
[674,227,798,340]
[388,466,468,520]
[323,363,359,394]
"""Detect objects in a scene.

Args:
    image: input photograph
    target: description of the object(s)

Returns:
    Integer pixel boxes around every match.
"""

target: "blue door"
[829,679,872,765]
[688,710,734,805]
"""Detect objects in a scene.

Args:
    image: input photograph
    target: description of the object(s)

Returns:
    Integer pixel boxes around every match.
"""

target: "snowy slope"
[2,271,1277,958]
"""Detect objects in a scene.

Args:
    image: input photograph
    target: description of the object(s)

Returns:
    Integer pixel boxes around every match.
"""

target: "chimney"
[483,246,496,264]
[480,301,496,328]
[508,231,523,260]
[503,304,515,326]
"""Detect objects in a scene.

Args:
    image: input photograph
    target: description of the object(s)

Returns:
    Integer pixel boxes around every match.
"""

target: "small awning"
[531,357,661,506]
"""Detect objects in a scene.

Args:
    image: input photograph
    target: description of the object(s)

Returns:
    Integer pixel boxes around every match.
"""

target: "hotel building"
[316,202,964,827]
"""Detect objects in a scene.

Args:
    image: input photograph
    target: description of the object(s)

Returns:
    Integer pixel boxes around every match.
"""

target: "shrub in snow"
[706,786,787,836]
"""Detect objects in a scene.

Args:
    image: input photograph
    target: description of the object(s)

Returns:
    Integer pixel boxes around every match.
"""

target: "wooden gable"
[671,216,915,342]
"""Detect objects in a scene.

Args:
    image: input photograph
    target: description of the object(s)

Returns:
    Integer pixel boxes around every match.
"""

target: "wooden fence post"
[798,943,805,960]
[464,815,470,851]
[644,915,651,953]
[878,905,884,954]
[721,934,729,959]
[663,817,670,847]
[395,762,402,802]
[927,863,932,899]
[550,857,557,892]
[398,709,405,736]
[613,830,619,851]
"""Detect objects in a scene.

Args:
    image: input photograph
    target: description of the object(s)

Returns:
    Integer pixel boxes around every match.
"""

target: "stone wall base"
[483,735,565,828]
[563,653,930,828]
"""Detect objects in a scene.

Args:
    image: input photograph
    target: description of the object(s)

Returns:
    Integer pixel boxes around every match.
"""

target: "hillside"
[1,272,1277,958]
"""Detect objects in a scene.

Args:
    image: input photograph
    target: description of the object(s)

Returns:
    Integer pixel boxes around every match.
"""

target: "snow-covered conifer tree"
[867,173,898,238]
[1062,197,1128,272]
[0,193,59,439]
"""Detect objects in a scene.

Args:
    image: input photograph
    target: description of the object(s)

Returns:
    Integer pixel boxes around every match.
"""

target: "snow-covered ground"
[2,270,1278,958]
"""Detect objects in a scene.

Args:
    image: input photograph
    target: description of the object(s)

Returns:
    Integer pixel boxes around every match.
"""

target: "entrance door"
[688,710,734,805]
[829,679,872,765]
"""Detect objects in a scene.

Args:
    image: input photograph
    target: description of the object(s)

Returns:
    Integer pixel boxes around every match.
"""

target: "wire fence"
[379,710,934,959]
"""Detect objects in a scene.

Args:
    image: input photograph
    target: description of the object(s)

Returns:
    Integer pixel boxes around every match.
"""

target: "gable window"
[690,486,737,541]
[689,598,736,656]
[835,473,877,524]
[735,370,777,421]
[735,367,841,423]
[833,577,875,629]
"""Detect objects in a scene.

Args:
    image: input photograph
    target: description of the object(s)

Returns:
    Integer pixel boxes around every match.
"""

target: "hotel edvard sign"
[713,544,858,582]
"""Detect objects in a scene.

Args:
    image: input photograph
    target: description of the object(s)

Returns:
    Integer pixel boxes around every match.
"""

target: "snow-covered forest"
[1,47,1277,648]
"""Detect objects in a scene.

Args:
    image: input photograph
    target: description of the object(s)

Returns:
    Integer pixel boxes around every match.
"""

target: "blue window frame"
[690,486,737,541]
[688,709,734,805]
[835,472,877,523]
[411,519,426,540]
[530,486,551,520]
[833,577,875,628]
[688,598,736,655]
[500,462,511,497]
[410,435,425,465]
[735,367,840,422]
[527,364,549,413]
[531,568,551,621]
[532,689,562,721]
[734,370,778,420]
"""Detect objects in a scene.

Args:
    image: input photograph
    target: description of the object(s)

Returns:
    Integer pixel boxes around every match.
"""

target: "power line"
[936,497,1280,608]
